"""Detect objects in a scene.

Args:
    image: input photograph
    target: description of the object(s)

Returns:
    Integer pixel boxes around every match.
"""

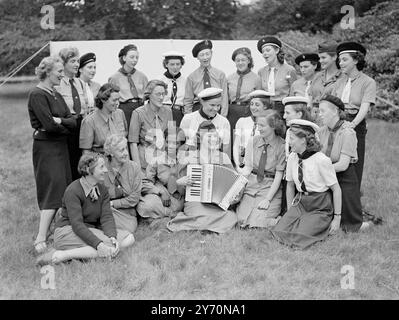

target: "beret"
[282,96,310,106]
[79,52,96,70]
[288,119,320,134]
[198,87,223,101]
[295,53,320,65]
[248,90,274,99]
[231,47,251,61]
[257,36,282,53]
[118,44,138,57]
[320,94,345,111]
[192,40,213,58]
[337,41,366,56]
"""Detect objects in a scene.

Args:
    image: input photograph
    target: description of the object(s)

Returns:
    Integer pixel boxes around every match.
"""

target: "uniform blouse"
[227,71,262,103]
[329,72,376,115]
[79,108,127,152]
[286,152,338,193]
[157,74,186,107]
[319,123,358,164]
[55,77,88,115]
[108,69,148,102]
[289,72,325,104]
[183,66,229,116]
[103,160,143,215]
[258,63,298,102]
[180,111,230,147]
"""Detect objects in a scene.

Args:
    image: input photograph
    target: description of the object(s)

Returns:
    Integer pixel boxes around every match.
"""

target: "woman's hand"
[109,237,120,258]
[160,190,171,207]
[53,117,62,124]
[329,215,341,235]
[97,242,114,258]
[258,199,271,210]
[176,175,193,187]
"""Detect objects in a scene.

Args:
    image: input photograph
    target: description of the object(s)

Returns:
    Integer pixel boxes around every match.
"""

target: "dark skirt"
[119,100,142,129]
[33,138,72,210]
[337,164,363,232]
[269,191,334,249]
[67,115,82,181]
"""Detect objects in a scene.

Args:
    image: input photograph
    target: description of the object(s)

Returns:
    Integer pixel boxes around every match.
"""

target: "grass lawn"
[0,83,398,300]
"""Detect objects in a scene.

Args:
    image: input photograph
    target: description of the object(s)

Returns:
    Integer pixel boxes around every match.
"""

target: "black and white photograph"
[0,0,398,304]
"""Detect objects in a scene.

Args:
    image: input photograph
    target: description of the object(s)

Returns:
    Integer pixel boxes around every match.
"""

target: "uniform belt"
[164,103,184,110]
[231,101,249,106]
[251,170,275,179]
[72,113,83,119]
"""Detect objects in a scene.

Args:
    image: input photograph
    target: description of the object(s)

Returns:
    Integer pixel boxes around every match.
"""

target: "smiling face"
[91,157,108,183]
[79,61,96,81]
[299,60,317,79]
[339,53,357,75]
[64,56,79,77]
[235,53,250,72]
[197,49,212,68]
[149,85,167,108]
[250,98,267,117]
[202,97,222,118]
[261,45,279,65]
[166,58,182,76]
[283,104,303,124]
[102,92,120,113]
[111,141,129,164]
[123,49,139,69]
[48,62,64,87]
[257,117,274,139]
[319,52,336,70]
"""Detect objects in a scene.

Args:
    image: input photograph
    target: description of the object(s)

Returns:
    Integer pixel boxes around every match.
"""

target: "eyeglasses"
[152,92,166,97]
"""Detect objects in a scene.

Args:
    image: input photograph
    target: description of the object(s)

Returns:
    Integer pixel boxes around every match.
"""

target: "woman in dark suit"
[28,56,76,254]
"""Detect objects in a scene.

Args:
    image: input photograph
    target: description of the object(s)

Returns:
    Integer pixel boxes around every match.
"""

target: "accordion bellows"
[186,164,248,210]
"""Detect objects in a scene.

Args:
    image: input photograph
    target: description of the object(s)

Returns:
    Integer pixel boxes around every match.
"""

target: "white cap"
[248,90,274,99]
[287,119,320,133]
[282,96,310,105]
[162,50,185,58]
[198,87,223,101]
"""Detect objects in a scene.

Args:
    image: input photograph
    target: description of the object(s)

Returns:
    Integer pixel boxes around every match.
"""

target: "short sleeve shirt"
[108,69,148,102]
[319,123,358,164]
[157,74,187,106]
[235,116,259,148]
[244,135,286,174]
[258,63,298,102]
[330,72,376,114]
[286,152,338,192]
[55,77,87,115]
[227,71,262,102]
[180,111,231,147]
[79,109,127,151]
[290,72,325,104]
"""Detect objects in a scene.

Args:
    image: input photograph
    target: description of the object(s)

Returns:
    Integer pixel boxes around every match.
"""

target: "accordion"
[185,164,248,210]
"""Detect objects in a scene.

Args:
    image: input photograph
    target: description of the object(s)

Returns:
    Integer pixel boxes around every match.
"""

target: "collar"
[298,150,317,160]
[119,67,136,76]
[200,65,212,72]
[237,68,251,76]
[145,103,163,121]
[164,70,181,80]
[80,176,99,198]
[348,71,362,82]
[37,83,54,95]
[268,63,280,72]
[106,160,127,184]
[199,107,217,120]
[328,120,344,133]
[256,135,278,148]
[96,109,112,123]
